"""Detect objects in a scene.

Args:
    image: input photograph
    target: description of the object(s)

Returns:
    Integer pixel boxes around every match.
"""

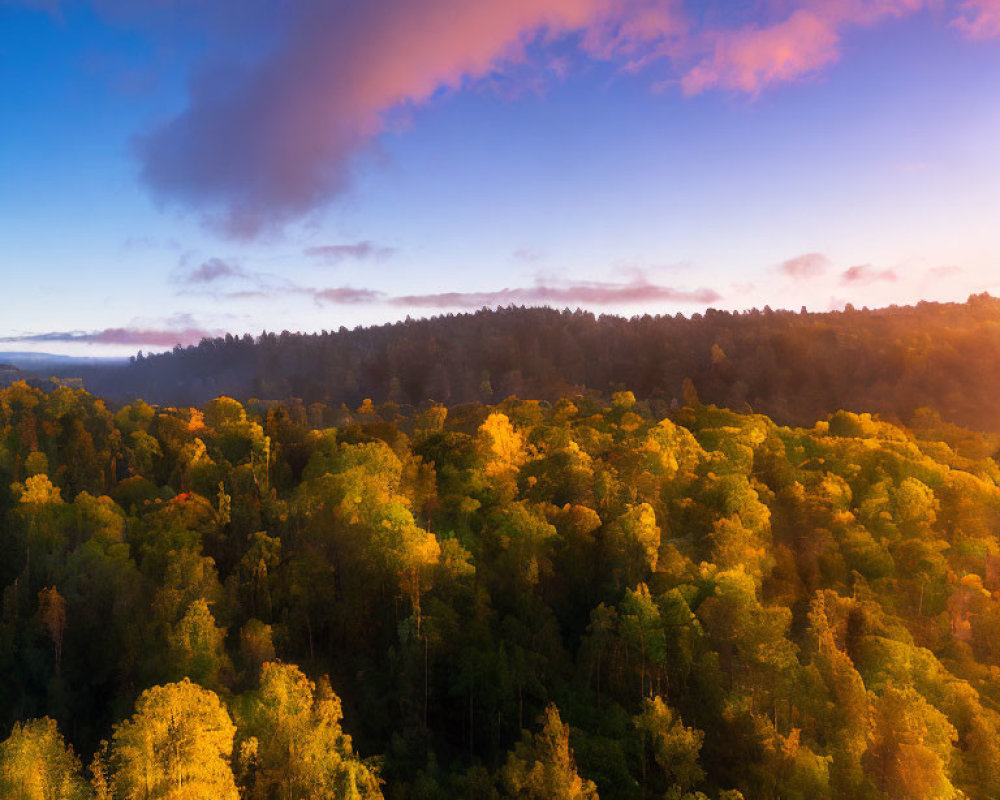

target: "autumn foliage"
[3,380,1000,797]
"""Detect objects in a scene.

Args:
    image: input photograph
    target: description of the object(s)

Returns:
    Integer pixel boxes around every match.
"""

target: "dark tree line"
[50,293,1000,433]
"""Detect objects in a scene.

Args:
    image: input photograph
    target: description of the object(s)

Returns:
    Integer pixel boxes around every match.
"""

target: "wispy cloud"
[841,264,898,284]
[312,287,385,304]
[779,252,831,279]
[192,281,384,305]
[929,265,963,279]
[197,274,718,309]
[952,0,1000,39]
[390,279,721,308]
[303,241,396,263]
[182,257,248,284]
[0,323,218,348]
[681,9,841,96]
[512,247,545,263]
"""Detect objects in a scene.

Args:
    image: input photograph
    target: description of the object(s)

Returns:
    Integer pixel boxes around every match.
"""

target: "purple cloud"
[303,241,396,263]
[206,283,385,305]
[952,0,1000,39]
[312,287,385,304]
[183,258,247,284]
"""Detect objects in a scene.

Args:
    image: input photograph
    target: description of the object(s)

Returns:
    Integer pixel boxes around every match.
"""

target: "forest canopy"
[3,381,1000,798]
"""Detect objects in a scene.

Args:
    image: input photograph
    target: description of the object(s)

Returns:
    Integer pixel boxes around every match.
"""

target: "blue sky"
[1,0,999,355]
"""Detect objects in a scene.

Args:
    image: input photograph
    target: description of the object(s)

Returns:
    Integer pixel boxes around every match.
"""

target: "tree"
[862,686,957,800]
[710,515,770,587]
[12,474,70,594]
[239,532,281,621]
[500,704,599,800]
[36,586,66,674]
[633,696,705,796]
[127,431,162,480]
[803,593,869,796]
[620,584,667,701]
[0,717,91,800]
[167,598,231,689]
[478,413,526,502]
[238,661,382,800]
[604,504,660,589]
[696,568,796,713]
[110,679,239,800]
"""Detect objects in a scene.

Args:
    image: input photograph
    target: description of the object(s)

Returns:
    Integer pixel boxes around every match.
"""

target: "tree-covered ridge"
[3,382,1000,798]
[66,293,1000,433]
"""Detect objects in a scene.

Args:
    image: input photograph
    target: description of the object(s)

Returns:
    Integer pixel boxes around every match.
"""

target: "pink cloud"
[681,10,841,96]
[138,0,644,238]
[133,0,935,235]
[952,0,1000,39]
[580,0,688,63]
[391,279,721,308]
[779,252,831,279]
[680,0,923,95]
[841,264,898,284]
[0,326,217,347]
[205,277,717,308]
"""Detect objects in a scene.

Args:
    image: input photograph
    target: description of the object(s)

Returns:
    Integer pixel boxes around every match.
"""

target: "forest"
[57,293,1000,433]
[3,374,1000,799]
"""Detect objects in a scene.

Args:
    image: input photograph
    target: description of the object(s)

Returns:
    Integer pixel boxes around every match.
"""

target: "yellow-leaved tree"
[862,686,958,800]
[500,704,598,800]
[107,679,238,800]
[238,661,383,799]
[0,717,91,800]
[478,413,526,502]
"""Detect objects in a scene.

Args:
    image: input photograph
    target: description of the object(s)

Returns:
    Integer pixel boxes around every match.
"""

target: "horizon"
[2,291,996,364]
[3,1,1000,357]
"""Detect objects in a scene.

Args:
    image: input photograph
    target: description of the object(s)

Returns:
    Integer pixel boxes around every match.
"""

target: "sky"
[1,0,999,356]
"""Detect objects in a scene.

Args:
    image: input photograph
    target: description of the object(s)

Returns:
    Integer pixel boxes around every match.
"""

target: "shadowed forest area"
[55,293,1000,434]
[3,373,1000,798]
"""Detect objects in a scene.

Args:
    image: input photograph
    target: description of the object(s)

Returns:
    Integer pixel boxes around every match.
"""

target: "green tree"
[167,598,231,689]
[633,696,705,796]
[604,504,660,589]
[620,584,667,701]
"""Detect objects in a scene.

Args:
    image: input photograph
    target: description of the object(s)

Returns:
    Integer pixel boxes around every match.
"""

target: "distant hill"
[0,363,23,388]
[60,294,1000,432]
[0,351,126,368]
